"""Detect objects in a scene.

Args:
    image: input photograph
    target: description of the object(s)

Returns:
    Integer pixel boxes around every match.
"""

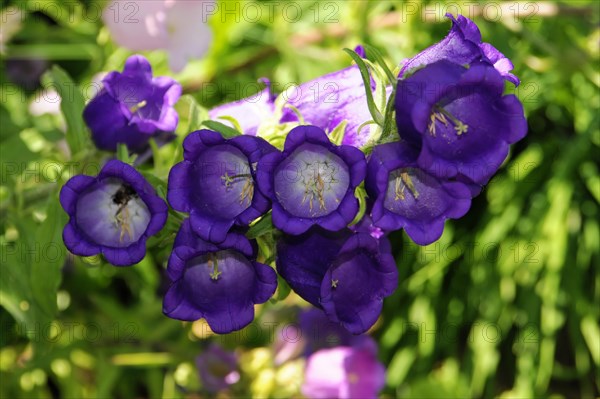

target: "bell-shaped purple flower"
[399,13,520,86]
[163,219,277,333]
[276,227,397,334]
[196,344,240,393]
[277,228,351,307]
[302,339,386,399]
[299,308,372,355]
[168,129,276,243]
[208,66,387,148]
[271,307,372,365]
[256,125,366,235]
[83,55,181,152]
[280,66,380,148]
[208,80,276,136]
[395,60,527,185]
[319,234,398,334]
[365,141,472,245]
[59,160,167,266]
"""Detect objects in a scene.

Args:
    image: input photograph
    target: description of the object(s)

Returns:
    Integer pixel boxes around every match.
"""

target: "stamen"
[220,173,254,205]
[301,163,337,214]
[428,105,468,136]
[117,206,133,242]
[393,170,419,201]
[221,172,252,188]
[400,171,419,199]
[129,100,147,114]
[239,178,254,205]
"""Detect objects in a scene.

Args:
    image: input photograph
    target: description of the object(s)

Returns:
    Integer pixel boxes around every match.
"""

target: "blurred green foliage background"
[0,0,598,398]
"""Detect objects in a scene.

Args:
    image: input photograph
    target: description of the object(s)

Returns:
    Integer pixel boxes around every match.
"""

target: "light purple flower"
[196,345,240,392]
[208,66,388,148]
[302,340,386,399]
[280,66,379,148]
[208,80,276,136]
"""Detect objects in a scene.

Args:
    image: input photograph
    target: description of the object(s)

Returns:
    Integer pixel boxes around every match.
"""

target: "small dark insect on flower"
[112,184,138,215]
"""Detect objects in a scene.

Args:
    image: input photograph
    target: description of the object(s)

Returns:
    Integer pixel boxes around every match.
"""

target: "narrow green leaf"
[0,194,66,356]
[183,95,206,133]
[328,120,348,146]
[247,213,274,239]
[217,116,243,133]
[117,143,130,164]
[202,120,242,138]
[362,44,397,85]
[349,185,368,226]
[48,65,89,155]
[343,48,384,126]
[30,195,67,321]
[379,89,399,144]
[270,275,291,303]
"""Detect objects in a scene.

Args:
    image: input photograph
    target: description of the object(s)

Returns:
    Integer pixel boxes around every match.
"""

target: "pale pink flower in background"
[0,7,24,54]
[29,89,61,117]
[102,0,214,72]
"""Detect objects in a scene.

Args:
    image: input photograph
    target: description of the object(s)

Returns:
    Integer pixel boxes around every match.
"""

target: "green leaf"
[246,213,274,239]
[30,195,67,321]
[201,120,242,138]
[117,143,133,164]
[379,89,399,144]
[343,48,384,126]
[349,185,368,226]
[328,120,348,146]
[270,275,291,303]
[0,193,66,356]
[362,44,397,85]
[47,65,89,155]
[181,94,207,133]
[216,116,243,133]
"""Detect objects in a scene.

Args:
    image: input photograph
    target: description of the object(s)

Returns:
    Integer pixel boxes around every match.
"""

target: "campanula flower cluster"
[60,14,527,335]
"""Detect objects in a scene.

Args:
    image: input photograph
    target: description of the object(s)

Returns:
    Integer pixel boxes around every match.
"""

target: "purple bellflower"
[83,55,181,152]
[395,60,527,185]
[365,141,472,245]
[276,228,351,308]
[167,129,276,243]
[399,13,520,86]
[271,307,371,365]
[208,65,385,148]
[196,344,240,393]
[163,219,277,333]
[302,337,386,399]
[256,125,366,235]
[276,227,397,334]
[60,160,167,266]
[299,308,372,356]
[208,79,276,136]
[279,66,380,148]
